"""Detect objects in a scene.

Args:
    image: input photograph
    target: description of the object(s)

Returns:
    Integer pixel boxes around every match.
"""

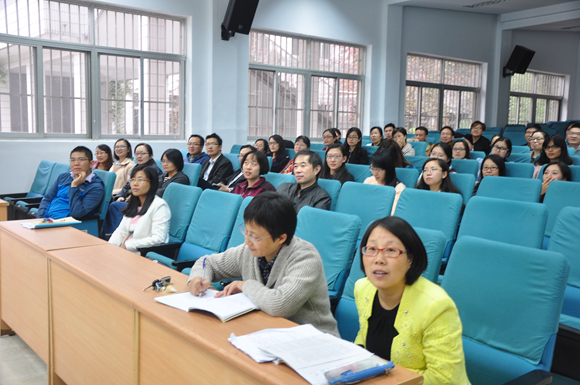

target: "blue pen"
[199,257,207,298]
[329,363,394,384]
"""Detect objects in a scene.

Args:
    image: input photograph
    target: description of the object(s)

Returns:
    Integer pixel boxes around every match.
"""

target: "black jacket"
[277,181,331,213]
[200,154,234,185]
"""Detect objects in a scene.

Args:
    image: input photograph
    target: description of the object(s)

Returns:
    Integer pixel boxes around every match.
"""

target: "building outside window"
[508,70,564,125]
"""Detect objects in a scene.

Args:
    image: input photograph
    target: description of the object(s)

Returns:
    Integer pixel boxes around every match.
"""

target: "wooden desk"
[0,199,8,221]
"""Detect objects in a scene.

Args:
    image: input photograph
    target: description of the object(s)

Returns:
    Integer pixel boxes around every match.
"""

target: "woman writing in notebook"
[354,216,470,384]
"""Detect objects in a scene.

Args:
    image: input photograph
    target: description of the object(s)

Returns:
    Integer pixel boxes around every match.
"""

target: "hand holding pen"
[187,257,211,297]
[199,257,207,298]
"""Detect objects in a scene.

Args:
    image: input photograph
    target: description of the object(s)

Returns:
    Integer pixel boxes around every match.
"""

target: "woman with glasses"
[110,138,136,195]
[354,216,470,384]
[366,126,384,147]
[415,158,461,194]
[158,149,190,198]
[529,131,548,162]
[280,136,310,174]
[231,150,276,198]
[464,121,491,155]
[472,155,506,196]
[108,165,171,254]
[533,134,573,179]
[540,161,572,203]
[93,144,113,172]
[490,137,512,161]
[253,139,269,154]
[268,134,290,173]
[429,142,455,172]
[451,139,471,160]
[364,150,406,214]
[322,128,339,151]
[343,127,369,165]
[319,143,355,185]
[393,127,415,156]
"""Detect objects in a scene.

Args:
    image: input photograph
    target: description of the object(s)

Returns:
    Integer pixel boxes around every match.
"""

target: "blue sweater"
[37,172,105,219]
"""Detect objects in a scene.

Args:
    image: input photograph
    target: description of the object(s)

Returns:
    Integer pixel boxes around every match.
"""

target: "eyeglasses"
[453,147,466,152]
[206,142,219,147]
[483,166,498,172]
[545,145,560,151]
[135,152,149,156]
[362,246,407,258]
[114,145,127,149]
[188,142,201,146]
[530,137,544,142]
[347,135,359,140]
[471,127,483,131]
[369,167,384,173]
[95,151,107,156]
[493,146,507,152]
[129,178,150,184]
[568,131,580,137]
[69,157,88,163]
[322,135,334,139]
[238,224,271,243]
[327,154,343,160]
[161,159,173,164]
[243,161,259,167]
[423,168,442,174]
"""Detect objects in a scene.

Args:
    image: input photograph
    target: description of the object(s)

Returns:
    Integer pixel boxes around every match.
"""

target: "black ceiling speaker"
[221,0,260,41]
[503,45,535,78]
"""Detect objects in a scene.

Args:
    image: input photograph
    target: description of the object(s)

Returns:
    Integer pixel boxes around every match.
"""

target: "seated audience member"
[393,127,415,156]
[472,154,506,196]
[158,149,190,197]
[429,142,455,172]
[384,123,395,140]
[253,139,269,154]
[319,143,355,185]
[216,145,255,192]
[334,128,342,142]
[277,150,331,212]
[533,134,573,179]
[524,124,541,148]
[378,140,414,168]
[268,134,290,173]
[93,144,113,171]
[490,136,512,161]
[565,122,580,156]
[354,216,470,384]
[540,161,572,203]
[439,126,455,145]
[463,121,491,155]
[281,136,310,174]
[367,126,383,147]
[490,135,501,147]
[108,165,171,254]
[231,150,276,198]
[188,192,339,336]
[184,134,210,165]
[415,158,461,194]
[344,127,369,165]
[37,146,105,220]
[413,126,434,156]
[110,138,136,195]
[530,130,548,163]
[322,128,339,151]
[200,133,234,185]
[365,150,406,214]
[451,139,471,160]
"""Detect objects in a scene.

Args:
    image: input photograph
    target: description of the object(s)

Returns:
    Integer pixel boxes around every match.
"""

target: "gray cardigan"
[188,237,339,337]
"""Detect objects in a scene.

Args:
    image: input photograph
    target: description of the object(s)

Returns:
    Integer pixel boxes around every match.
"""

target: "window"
[508,71,564,125]
[0,0,185,138]
[405,54,481,132]
[248,31,365,139]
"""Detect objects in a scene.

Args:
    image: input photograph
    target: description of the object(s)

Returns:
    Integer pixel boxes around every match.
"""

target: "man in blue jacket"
[37,146,105,220]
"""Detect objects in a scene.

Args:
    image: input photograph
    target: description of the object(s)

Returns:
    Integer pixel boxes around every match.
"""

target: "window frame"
[508,70,564,125]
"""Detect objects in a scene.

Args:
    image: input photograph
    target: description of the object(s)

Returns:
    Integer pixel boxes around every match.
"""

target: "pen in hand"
[199,257,207,298]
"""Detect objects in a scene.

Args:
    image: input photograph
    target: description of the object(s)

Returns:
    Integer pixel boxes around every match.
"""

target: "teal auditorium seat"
[154,159,162,169]
[476,176,541,203]
[404,155,427,170]
[222,153,240,170]
[542,181,580,249]
[182,163,201,186]
[512,146,531,154]
[503,131,526,146]
[287,148,296,159]
[148,189,242,270]
[312,150,326,160]
[571,155,580,166]
[409,141,427,156]
[295,206,360,304]
[442,236,569,385]
[570,165,580,182]
[470,151,486,159]
[335,182,395,240]
[394,168,418,189]
[505,163,534,178]
[335,226,447,342]
[457,196,547,249]
[317,178,341,211]
[310,143,325,151]
[449,173,475,205]
[345,163,371,183]
[264,172,295,189]
[507,153,532,163]
[230,144,242,154]
[2,160,54,203]
[451,159,479,178]
[568,147,577,157]
[365,146,379,163]
[226,197,254,249]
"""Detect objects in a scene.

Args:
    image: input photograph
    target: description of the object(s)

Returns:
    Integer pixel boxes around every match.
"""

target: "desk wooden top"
[0,220,106,251]
[47,244,423,385]
[0,199,7,207]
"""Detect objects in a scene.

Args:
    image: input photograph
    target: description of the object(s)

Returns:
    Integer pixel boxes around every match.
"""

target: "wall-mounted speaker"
[503,45,535,77]
[221,0,260,41]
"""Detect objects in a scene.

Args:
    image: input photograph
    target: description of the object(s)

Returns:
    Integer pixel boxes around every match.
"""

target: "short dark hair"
[415,126,429,136]
[320,143,351,184]
[295,135,311,149]
[371,149,398,187]
[188,134,205,147]
[241,150,270,175]
[384,123,395,129]
[439,126,455,135]
[206,133,223,146]
[377,139,413,168]
[492,136,512,159]
[333,128,342,138]
[71,146,93,162]
[471,120,486,131]
[254,139,269,153]
[96,144,113,170]
[342,127,364,158]
[121,165,159,218]
[370,126,383,138]
[481,154,507,177]
[113,138,132,160]
[162,148,185,172]
[527,123,542,132]
[416,158,462,194]
[135,143,153,157]
[359,216,428,286]
[565,121,580,132]
[393,127,407,137]
[294,149,323,173]
[240,144,255,152]
[243,192,296,245]
[544,161,572,181]
[451,139,471,159]
[323,128,338,140]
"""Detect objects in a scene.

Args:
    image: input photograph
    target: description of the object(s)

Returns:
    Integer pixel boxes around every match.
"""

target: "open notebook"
[21,217,81,229]
[154,289,258,322]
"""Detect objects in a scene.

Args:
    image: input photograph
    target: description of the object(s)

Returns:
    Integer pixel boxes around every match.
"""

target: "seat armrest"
[172,259,198,272]
[502,370,551,385]
[11,197,43,205]
[138,242,182,258]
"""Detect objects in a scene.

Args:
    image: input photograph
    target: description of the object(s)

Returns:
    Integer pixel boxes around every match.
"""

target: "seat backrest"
[451,158,479,178]
[549,207,580,289]
[570,165,580,182]
[568,147,576,157]
[230,144,242,154]
[394,188,463,247]
[265,172,295,189]
[295,206,360,293]
[46,163,71,195]
[457,196,547,249]
[317,178,341,211]
[505,162,534,178]
[414,227,446,283]
[404,155,428,170]
[91,169,116,220]
[572,155,580,166]
[227,196,254,249]
[182,163,201,186]
[183,189,242,253]
[511,146,531,154]
[394,168,418,190]
[410,141,427,156]
[503,131,526,146]
[543,181,580,237]
[504,124,526,132]
[507,153,531,163]
[163,183,201,243]
[442,236,569,365]
[449,173,475,205]
[310,143,325,151]
[335,182,395,240]
[29,160,56,197]
[222,153,240,170]
[476,176,541,203]
[154,159,163,169]
[344,163,371,183]
[470,150,486,159]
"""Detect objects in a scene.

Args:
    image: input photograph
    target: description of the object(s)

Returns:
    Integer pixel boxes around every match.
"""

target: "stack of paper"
[21,217,81,229]
[229,324,374,385]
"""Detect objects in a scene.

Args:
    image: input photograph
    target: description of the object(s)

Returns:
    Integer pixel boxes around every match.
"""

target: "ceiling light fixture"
[464,0,512,9]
